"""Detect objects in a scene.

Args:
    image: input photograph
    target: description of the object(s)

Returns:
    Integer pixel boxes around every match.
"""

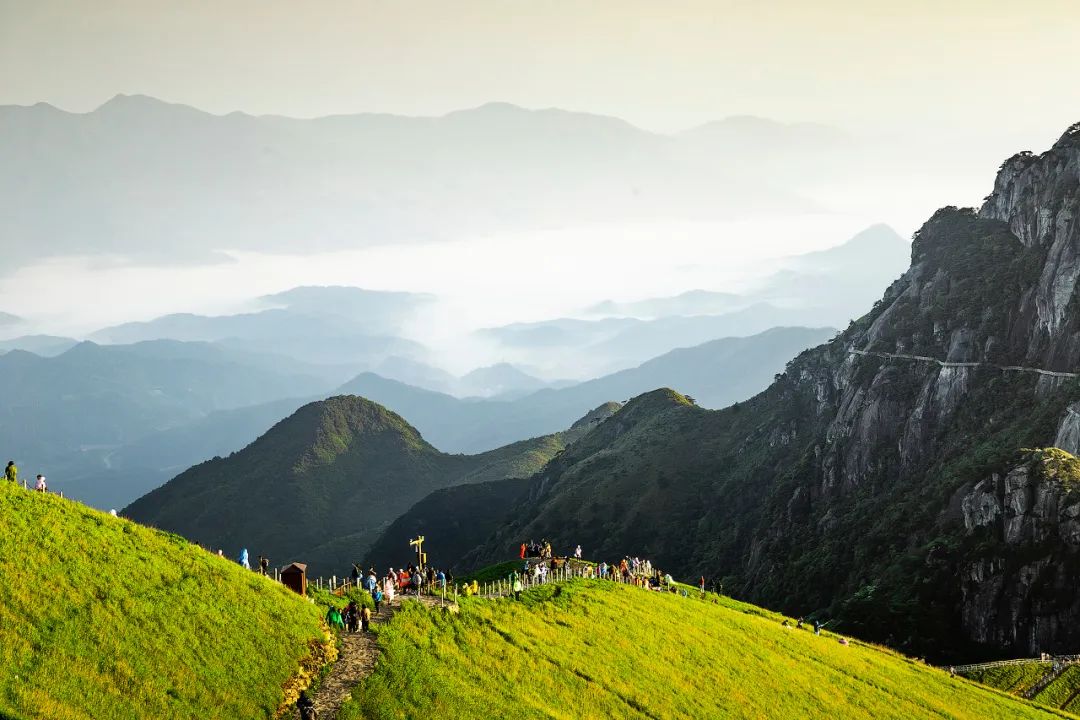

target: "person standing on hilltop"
[35,475,47,493]
[519,542,527,560]
[238,548,250,570]
[574,544,582,559]
[5,461,17,485]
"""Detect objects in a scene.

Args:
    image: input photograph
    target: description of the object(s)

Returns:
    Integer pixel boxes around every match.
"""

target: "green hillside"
[0,484,326,720]
[339,580,1068,720]
[967,662,1080,714]
[125,396,618,575]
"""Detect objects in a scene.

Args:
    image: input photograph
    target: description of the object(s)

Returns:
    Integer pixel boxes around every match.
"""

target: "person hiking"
[373,588,384,615]
[5,461,17,484]
[351,563,361,584]
[361,604,372,632]
[365,570,378,594]
[575,544,582,559]
[520,542,527,560]
[412,569,423,596]
[437,569,447,593]
[699,576,706,594]
[326,606,344,631]
[238,548,250,570]
[814,620,823,635]
[258,555,269,576]
[296,690,317,720]
[35,474,47,493]
[513,574,523,601]
[341,603,354,633]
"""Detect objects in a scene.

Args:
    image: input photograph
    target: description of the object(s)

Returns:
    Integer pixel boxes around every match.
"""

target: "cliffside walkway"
[849,349,1079,379]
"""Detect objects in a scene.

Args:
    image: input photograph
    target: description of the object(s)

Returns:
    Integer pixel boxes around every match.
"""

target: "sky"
[3,0,1078,137]
[2,0,1079,340]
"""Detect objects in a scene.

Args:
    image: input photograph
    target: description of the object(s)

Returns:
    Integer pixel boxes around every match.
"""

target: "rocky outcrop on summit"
[979,124,1080,355]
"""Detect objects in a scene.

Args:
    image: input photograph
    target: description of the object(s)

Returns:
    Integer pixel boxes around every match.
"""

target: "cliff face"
[472,123,1080,662]
[959,450,1080,653]
[746,125,1080,658]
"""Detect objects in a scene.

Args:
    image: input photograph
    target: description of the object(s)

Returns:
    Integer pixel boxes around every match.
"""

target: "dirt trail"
[292,594,446,720]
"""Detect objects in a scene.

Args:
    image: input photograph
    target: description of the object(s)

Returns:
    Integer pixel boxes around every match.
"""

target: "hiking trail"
[848,348,1079,379]
[293,594,445,720]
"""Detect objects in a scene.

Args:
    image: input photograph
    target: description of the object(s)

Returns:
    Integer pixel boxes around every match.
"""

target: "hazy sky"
[2,0,1079,343]
[2,0,1078,140]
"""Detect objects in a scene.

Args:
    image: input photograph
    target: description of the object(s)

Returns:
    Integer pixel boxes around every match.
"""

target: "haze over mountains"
[2,94,881,273]
[0,224,902,511]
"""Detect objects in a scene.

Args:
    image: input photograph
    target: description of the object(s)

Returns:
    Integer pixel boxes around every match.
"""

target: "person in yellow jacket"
[5,461,16,484]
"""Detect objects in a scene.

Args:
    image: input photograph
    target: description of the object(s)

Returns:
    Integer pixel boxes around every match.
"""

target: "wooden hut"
[281,562,307,596]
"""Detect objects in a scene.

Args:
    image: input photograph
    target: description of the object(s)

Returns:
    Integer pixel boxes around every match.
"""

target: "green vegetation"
[964,662,1053,696]
[339,580,1067,719]
[126,396,617,575]
[0,484,326,720]
[965,661,1080,714]
[1034,667,1080,713]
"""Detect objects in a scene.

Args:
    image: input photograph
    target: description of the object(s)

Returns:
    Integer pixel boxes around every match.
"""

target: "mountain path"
[293,594,443,720]
[849,349,1079,379]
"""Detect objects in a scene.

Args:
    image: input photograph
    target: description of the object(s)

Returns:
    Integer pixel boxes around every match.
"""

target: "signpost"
[409,535,427,571]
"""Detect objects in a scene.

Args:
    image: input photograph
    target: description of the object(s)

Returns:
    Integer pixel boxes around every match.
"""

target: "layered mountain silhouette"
[124,396,619,573]
[387,123,1080,663]
[0,334,78,356]
[90,287,429,367]
[0,340,349,508]
[0,96,864,271]
[486,225,908,375]
[338,326,834,452]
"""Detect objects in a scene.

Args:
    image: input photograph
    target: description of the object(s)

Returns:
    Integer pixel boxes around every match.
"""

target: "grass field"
[340,579,1073,720]
[0,484,326,720]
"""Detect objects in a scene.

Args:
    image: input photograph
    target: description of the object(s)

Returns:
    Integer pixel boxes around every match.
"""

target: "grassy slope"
[0,485,325,720]
[972,662,1080,713]
[966,663,1053,696]
[1035,667,1080,713]
[340,580,1069,720]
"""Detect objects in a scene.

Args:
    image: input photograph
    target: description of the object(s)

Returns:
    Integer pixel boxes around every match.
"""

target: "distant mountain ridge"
[486,225,908,376]
[338,325,833,452]
[1,95,859,270]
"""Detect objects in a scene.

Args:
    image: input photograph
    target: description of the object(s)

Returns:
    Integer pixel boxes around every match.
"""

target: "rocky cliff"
[468,123,1080,662]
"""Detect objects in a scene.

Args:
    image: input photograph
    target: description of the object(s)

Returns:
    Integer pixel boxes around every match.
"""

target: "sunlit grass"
[342,579,1073,719]
[0,484,325,720]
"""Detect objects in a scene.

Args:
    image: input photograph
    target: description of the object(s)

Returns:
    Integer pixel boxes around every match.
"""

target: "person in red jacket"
[519,543,527,559]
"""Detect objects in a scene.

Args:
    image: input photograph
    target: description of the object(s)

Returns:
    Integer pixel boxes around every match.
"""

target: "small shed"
[281,562,308,596]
